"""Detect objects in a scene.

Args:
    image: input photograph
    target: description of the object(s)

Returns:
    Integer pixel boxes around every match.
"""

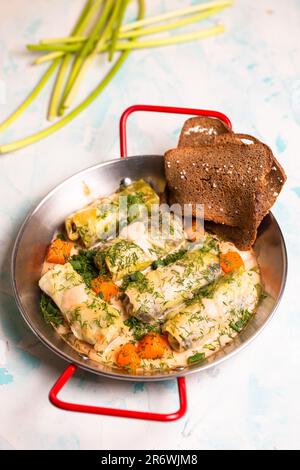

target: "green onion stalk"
[0,0,146,154]
[0,0,233,154]
[27,4,228,56]
[31,0,232,62]
[29,24,225,55]
[59,0,130,113]
[0,0,98,132]
[108,0,129,61]
[48,0,104,120]
[58,0,115,113]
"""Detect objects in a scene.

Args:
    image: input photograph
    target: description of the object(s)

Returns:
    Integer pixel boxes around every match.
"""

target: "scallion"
[0,0,233,154]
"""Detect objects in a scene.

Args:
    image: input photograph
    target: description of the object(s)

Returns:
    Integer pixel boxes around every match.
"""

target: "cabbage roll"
[39,263,122,346]
[94,239,153,282]
[65,179,159,247]
[163,268,259,351]
[94,216,185,281]
[125,248,221,322]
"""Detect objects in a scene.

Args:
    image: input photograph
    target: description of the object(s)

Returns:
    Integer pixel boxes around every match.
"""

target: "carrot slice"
[116,343,141,370]
[90,278,119,301]
[46,238,73,264]
[220,251,244,273]
[137,332,169,360]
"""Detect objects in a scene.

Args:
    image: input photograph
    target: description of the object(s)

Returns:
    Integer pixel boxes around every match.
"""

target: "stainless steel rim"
[11,156,288,381]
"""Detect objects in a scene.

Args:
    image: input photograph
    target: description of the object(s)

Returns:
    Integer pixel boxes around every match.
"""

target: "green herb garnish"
[121,271,149,293]
[69,249,99,287]
[152,248,187,270]
[93,249,110,276]
[124,316,160,341]
[187,352,206,365]
[230,309,252,333]
[40,292,64,326]
[200,236,220,255]
[185,282,215,306]
[0,2,232,155]
[56,231,67,241]
[127,191,145,206]
[255,283,268,301]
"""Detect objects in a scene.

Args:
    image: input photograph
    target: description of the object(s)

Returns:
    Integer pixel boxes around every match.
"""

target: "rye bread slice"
[205,221,258,251]
[178,116,231,147]
[212,133,287,222]
[165,143,273,228]
[174,126,286,249]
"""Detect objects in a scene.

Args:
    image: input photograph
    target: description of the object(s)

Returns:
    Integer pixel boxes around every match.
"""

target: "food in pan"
[124,243,221,322]
[163,267,259,352]
[39,263,122,347]
[37,116,286,374]
[39,176,266,373]
[93,213,185,282]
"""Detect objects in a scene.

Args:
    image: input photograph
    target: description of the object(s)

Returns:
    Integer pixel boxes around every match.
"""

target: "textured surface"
[0,0,299,450]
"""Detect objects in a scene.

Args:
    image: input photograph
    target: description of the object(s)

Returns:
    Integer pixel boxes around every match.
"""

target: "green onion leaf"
[187,352,206,364]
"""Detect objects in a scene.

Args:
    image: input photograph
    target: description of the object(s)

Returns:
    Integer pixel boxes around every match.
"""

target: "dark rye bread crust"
[205,221,257,251]
[168,117,286,249]
[212,133,287,223]
[178,116,231,147]
[165,143,273,227]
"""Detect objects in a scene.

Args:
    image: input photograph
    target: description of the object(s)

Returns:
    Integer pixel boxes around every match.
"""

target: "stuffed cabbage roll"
[94,238,153,282]
[163,268,259,351]
[65,179,159,248]
[94,215,186,281]
[125,247,221,322]
[39,263,122,346]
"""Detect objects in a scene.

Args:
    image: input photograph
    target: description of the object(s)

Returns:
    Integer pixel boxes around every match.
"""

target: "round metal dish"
[11,155,288,381]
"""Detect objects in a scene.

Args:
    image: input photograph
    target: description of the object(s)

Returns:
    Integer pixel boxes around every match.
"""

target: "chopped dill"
[56,231,67,241]
[124,317,160,341]
[94,240,144,273]
[255,283,268,301]
[93,249,109,276]
[187,352,206,365]
[185,282,216,306]
[152,247,187,270]
[127,191,145,207]
[229,309,252,333]
[200,237,220,255]
[121,271,149,293]
[69,249,99,287]
[40,292,63,327]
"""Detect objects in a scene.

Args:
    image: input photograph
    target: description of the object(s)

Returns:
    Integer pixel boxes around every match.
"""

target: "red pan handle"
[119,104,232,157]
[49,104,232,421]
[49,364,187,421]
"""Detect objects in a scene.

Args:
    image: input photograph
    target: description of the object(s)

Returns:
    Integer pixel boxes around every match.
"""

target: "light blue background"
[0,0,299,450]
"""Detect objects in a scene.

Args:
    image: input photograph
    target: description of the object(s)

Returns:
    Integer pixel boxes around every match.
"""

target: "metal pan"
[11,153,287,381]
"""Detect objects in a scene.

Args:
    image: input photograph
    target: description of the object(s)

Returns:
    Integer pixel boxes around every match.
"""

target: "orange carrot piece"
[137,332,169,360]
[220,251,244,273]
[46,238,73,264]
[90,278,119,301]
[116,343,141,370]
